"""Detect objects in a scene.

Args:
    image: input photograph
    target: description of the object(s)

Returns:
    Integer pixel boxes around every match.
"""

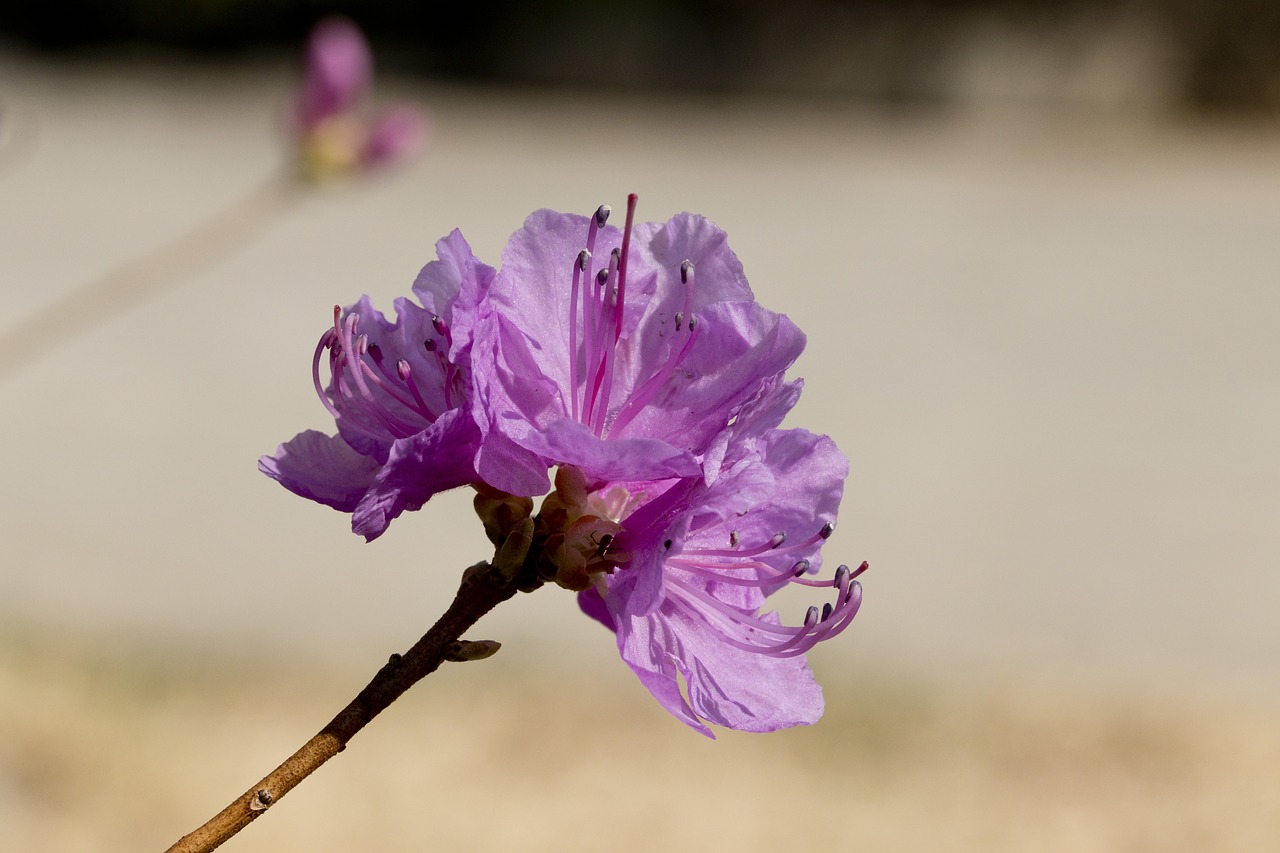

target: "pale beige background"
[1,46,1278,851]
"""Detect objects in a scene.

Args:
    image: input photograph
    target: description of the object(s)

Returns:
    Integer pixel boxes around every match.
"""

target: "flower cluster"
[291,17,427,179]
[262,195,865,736]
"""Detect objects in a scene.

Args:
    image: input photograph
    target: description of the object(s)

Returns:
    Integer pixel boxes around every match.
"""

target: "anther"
[768,532,787,549]
[396,359,412,381]
[356,335,369,355]
[680,259,694,284]
[595,205,611,227]
[819,522,835,539]
[577,249,591,270]
[432,315,448,336]
[793,559,811,577]
[687,315,698,331]
[729,531,740,547]
[675,311,684,331]
[424,339,437,352]
[664,539,673,550]
[803,606,820,628]
[596,268,609,287]
[821,602,834,622]
[834,564,850,587]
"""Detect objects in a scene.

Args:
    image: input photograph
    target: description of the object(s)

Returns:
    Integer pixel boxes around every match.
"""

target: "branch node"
[248,789,274,812]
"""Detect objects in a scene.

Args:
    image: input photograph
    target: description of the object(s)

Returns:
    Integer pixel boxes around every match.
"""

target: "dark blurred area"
[2,0,1280,111]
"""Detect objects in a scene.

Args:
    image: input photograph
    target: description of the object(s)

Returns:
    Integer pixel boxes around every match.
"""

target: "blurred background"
[1,2,1278,851]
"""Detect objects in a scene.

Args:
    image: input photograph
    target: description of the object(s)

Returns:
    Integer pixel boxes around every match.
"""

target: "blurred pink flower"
[293,17,428,178]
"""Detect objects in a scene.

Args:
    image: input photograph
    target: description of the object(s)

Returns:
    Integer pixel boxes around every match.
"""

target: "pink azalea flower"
[470,196,861,734]
[472,195,807,496]
[260,231,492,540]
[262,197,865,734]
[292,17,427,177]
[567,427,861,737]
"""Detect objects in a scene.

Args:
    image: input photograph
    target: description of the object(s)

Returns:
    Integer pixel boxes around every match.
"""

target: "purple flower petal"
[615,601,824,738]
[351,408,480,541]
[259,429,380,511]
[477,199,805,493]
[520,418,700,483]
[577,587,615,631]
[262,235,487,537]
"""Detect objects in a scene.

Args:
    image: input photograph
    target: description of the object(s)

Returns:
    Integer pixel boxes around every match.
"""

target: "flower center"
[533,466,646,591]
[567,194,700,440]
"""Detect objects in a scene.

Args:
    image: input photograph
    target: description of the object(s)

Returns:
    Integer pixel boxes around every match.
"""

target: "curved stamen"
[605,254,700,438]
[334,317,420,438]
[397,359,440,421]
[592,251,623,436]
[311,305,454,442]
[682,524,832,560]
[661,554,863,659]
[569,249,588,423]
[311,326,343,421]
[575,208,608,420]
[580,266,609,425]
[665,555,841,589]
[664,577,859,659]
[607,314,700,437]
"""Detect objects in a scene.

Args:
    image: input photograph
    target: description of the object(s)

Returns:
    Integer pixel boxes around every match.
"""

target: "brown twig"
[165,558,533,853]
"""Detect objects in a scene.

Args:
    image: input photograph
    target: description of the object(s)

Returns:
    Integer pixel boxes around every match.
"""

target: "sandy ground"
[4,632,1280,852]
[1,46,1279,850]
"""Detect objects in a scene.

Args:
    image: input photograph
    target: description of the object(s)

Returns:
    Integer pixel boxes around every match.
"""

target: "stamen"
[607,310,700,437]
[398,359,439,420]
[310,305,455,442]
[663,579,845,659]
[569,249,589,422]
[576,211,606,419]
[585,257,619,432]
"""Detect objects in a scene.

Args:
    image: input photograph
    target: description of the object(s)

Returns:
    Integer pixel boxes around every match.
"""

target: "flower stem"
[164,559,533,853]
[0,172,305,383]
